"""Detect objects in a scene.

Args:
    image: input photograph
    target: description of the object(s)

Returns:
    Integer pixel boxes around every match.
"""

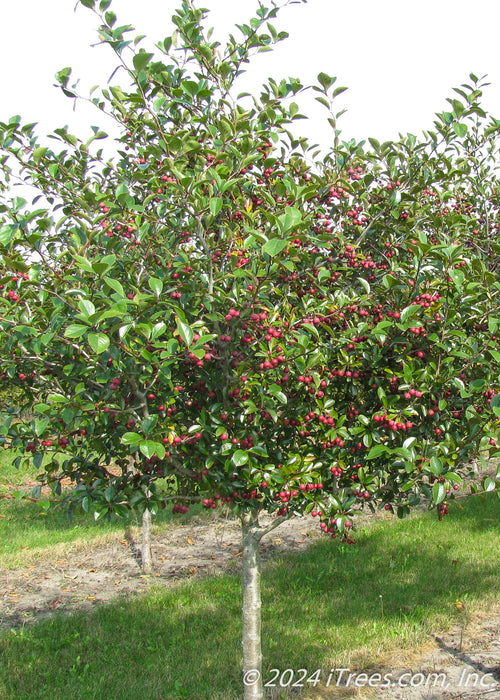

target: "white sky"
[1,0,500,150]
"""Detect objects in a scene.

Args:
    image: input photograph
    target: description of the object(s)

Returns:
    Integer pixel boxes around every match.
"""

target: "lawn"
[0,448,202,568]
[0,468,498,700]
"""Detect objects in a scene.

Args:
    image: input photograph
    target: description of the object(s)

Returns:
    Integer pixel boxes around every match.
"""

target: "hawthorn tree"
[1,1,500,697]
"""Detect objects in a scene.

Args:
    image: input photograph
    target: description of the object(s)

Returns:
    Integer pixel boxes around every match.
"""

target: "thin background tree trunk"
[141,506,153,574]
[127,456,153,574]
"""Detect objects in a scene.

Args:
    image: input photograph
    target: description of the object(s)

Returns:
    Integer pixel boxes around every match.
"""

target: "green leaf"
[104,277,125,297]
[115,183,129,201]
[279,206,302,232]
[176,318,193,347]
[121,432,142,445]
[232,450,249,466]
[210,197,223,216]
[105,10,116,26]
[34,419,50,437]
[64,324,89,339]
[317,72,336,91]
[453,122,468,138]
[110,85,127,102]
[483,477,497,492]
[315,96,330,109]
[490,394,500,409]
[432,482,446,504]
[400,305,421,323]
[268,384,287,404]
[262,238,287,257]
[0,225,17,246]
[357,277,371,294]
[133,52,154,72]
[428,456,443,475]
[367,445,390,459]
[88,333,110,354]
[151,322,167,340]
[33,147,48,165]
[87,130,108,143]
[78,299,96,318]
[74,255,94,273]
[139,440,166,460]
[449,268,464,287]
[148,277,163,296]
[11,197,27,213]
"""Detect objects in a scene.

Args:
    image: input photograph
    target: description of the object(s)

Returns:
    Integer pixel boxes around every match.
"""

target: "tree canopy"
[1,2,500,697]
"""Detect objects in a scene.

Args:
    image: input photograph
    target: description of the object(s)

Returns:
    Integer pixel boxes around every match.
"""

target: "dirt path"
[0,512,322,630]
[363,608,500,700]
[1,512,499,700]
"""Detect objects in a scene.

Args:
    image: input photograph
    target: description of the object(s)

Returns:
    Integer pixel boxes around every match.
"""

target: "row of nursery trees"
[1,1,500,697]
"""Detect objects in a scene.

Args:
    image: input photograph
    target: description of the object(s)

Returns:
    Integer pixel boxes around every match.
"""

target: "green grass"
[0,446,40,489]
[0,494,209,569]
[0,449,205,568]
[0,493,498,700]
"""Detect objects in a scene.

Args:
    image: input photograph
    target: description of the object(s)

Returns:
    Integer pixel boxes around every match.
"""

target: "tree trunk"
[239,511,287,700]
[141,507,153,574]
[241,510,264,700]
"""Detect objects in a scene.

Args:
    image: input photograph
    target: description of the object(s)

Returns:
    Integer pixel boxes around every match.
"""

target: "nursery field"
[0,450,499,699]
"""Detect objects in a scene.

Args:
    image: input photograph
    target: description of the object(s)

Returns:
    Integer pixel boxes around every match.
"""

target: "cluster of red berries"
[172,503,190,514]
[438,502,449,519]
[352,489,371,500]
[319,518,356,543]
[274,489,298,504]
[373,414,414,432]
[321,436,345,448]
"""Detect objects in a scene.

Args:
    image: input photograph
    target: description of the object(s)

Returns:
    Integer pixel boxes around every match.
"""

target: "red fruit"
[221,433,228,441]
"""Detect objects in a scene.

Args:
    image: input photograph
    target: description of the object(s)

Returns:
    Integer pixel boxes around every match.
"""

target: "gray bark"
[240,511,286,700]
[141,507,153,574]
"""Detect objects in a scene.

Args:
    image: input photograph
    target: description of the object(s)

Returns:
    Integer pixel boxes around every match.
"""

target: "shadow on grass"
[0,497,207,562]
[0,495,498,700]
